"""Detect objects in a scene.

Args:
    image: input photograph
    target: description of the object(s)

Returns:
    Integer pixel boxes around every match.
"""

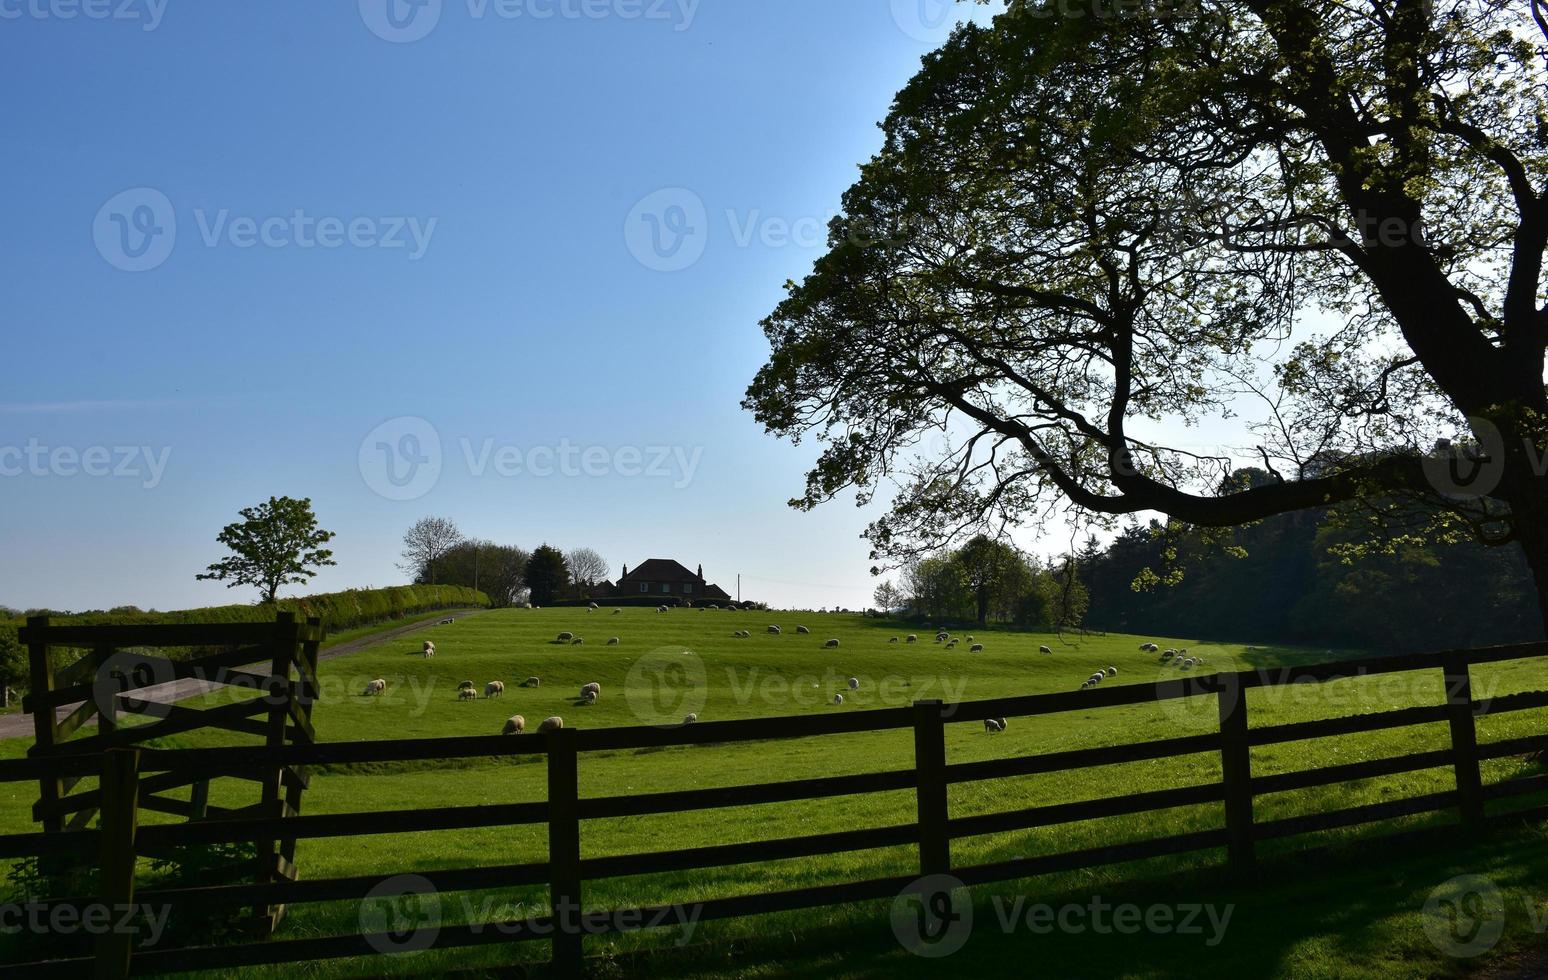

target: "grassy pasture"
[3,608,1548,977]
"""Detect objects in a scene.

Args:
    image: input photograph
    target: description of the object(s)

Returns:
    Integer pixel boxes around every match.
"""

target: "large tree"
[746,1,1548,623]
[196,496,337,604]
[565,548,610,592]
[524,545,570,607]
[399,516,463,586]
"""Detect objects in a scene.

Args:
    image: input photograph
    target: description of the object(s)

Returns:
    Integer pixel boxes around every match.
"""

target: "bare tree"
[566,548,610,591]
[400,516,463,585]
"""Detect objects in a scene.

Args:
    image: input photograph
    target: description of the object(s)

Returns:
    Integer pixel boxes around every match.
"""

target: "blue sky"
[0,0,1001,612]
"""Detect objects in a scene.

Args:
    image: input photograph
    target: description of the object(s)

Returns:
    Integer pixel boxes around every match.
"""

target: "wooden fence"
[2,641,1547,977]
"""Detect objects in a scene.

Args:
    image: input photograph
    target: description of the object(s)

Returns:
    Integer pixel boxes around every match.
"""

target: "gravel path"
[0,609,486,740]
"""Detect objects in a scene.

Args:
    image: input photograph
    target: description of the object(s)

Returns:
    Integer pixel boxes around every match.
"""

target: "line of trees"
[398,517,610,609]
[874,534,1088,630]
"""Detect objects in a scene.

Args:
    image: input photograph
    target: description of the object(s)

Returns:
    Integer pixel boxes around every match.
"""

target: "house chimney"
[622,564,629,580]
[697,564,704,582]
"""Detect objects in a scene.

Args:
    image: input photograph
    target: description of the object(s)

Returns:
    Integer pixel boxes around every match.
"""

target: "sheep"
[767,625,782,634]
[889,637,899,643]
[537,716,564,733]
[970,643,984,653]
[657,605,668,613]
[580,682,601,699]
[607,637,620,646]
[947,640,958,649]
[1039,645,1054,655]
[936,632,950,642]
[572,638,585,646]
[984,718,1004,733]
[557,632,574,642]
[682,713,698,725]
[832,693,845,705]
[796,625,811,634]
[992,716,1007,731]
[1161,649,1177,660]
[588,602,598,610]
[579,692,597,705]
[847,676,860,690]
[1088,673,1105,685]
[825,638,841,649]
[363,679,387,696]
[458,688,478,701]
[906,635,918,643]
[485,681,506,698]
[613,608,622,614]
[523,676,541,688]
[422,640,436,658]
[458,680,475,691]
[1106,666,1117,677]
[502,714,526,735]
[439,618,455,626]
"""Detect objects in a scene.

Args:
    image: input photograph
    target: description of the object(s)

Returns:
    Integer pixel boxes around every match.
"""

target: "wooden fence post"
[912,700,950,877]
[95,747,141,980]
[25,616,64,836]
[1443,651,1486,830]
[254,612,299,931]
[548,727,583,979]
[1216,675,1255,874]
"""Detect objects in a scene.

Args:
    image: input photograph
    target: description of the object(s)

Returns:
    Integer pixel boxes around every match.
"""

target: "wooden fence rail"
[2,641,1548,977]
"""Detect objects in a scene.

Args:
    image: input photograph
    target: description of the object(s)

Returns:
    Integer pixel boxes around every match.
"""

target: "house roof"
[620,559,699,583]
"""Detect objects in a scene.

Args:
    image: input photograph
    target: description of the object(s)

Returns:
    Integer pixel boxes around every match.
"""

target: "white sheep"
[832,693,845,705]
[970,643,984,653]
[682,713,698,725]
[502,714,525,735]
[984,718,1004,733]
[607,637,620,646]
[1105,666,1117,677]
[363,679,386,696]
[947,640,958,648]
[580,682,601,699]
[825,638,841,649]
[458,688,477,701]
[613,608,622,614]
[485,681,506,698]
[537,716,564,733]
[422,641,436,658]
[1039,645,1053,655]
[439,618,455,626]
[889,637,899,643]
[768,625,782,634]
[992,716,1007,730]
[657,606,668,613]
[796,625,810,634]
[906,634,918,643]
[572,637,584,645]
[847,677,860,690]
[523,676,541,688]
[588,602,598,610]
[557,632,574,642]
[458,680,475,691]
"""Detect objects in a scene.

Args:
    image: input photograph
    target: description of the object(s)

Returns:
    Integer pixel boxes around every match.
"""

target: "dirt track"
[0,609,487,740]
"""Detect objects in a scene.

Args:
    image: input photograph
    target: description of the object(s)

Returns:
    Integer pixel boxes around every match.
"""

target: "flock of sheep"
[1140,641,1207,671]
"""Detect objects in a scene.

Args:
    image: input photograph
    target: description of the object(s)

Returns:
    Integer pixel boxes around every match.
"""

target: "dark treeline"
[1078,505,1543,654]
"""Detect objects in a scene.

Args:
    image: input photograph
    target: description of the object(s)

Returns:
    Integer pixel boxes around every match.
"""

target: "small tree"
[872,580,904,612]
[196,496,337,604]
[565,548,610,593]
[525,545,570,606]
[400,517,463,585]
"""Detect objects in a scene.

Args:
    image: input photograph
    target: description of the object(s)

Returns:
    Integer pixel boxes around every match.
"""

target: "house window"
[639,583,648,593]
[661,583,670,594]
[683,583,693,594]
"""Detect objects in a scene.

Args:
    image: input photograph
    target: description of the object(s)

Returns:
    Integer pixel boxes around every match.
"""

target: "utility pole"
[737,574,741,603]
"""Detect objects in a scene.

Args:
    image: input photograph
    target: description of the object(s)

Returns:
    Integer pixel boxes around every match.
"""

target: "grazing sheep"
[832,694,845,705]
[796,625,811,634]
[1080,681,1091,690]
[422,641,436,658]
[572,638,584,646]
[992,717,1007,730]
[970,643,984,653]
[906,635,918,643]
[768,625,782,634]
[485,681,505,698]
[947,640,958,648]
[1088,673,1105,685]
[825,638,841,649]
[607,637,620,646]
[579,692,597,705]
[1039,645,1054,655]
[889,637,899,643]
[363,679,387,696]
[936,632,950,642]
[1162,649,1177,660]
[439,618,455,626]
[523,676,542,688]
[657,606,668,613]
[613,608,622,614]
[682,713,698,725]
[588,602,598,610]
[984,718,1004,733]
[537,716,564,733]
[557,632,574,642]
[847,677,860,690]
[458,680,475,691]
[458,688,477,701]
[1106,666,1117,677]
[967,635,975,643]
[580,682,601,699]
[502,715,525,735]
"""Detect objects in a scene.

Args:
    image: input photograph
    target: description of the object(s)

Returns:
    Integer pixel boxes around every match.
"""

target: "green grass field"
[3,608,1548,978]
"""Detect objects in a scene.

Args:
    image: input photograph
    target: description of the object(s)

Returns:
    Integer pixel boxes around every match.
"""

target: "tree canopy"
[195,496,337,604]
[746,1,1548,619]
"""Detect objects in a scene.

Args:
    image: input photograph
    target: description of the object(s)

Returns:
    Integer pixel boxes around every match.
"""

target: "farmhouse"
[610,559,732,603]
